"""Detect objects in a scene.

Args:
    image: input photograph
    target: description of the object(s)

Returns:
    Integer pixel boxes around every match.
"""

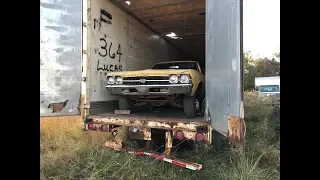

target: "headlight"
[169,74,178,84]
[115,76,123,84]
[107,76,115,84]
[179,74,190,83]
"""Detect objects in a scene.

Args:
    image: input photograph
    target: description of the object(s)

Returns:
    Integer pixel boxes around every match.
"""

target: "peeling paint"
[40,2,65,10]
[54,47,64,53]
[227,114,245,142]
[89,114,210,133]
[45,26,68,32]
[48,100,69,113]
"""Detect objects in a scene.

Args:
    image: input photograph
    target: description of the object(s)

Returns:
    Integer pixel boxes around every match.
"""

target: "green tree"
[254,57,280,77]
[243,51,280,91]
[273,52,280,59]
[243,51,258,91]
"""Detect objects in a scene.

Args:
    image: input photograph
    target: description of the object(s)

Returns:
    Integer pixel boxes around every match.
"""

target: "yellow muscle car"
[105,61,205,118]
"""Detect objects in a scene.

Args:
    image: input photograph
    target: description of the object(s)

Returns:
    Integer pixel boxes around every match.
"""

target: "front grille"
[123,76,170,85]
[122,81,170,85]
[123,76,169,80]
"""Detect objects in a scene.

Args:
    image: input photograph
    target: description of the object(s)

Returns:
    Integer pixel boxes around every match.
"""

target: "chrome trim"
[123,80,169,82]
[123,91,170,94]
[105,84,192,88]
[122,76,168,78]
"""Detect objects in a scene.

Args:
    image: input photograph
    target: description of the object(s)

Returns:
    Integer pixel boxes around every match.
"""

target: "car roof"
[154,60,197,64]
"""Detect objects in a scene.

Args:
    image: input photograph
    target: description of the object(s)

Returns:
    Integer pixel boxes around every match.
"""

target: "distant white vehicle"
[255,76,280,97]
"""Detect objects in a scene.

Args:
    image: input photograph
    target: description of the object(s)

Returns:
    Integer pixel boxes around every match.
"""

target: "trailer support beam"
[165,131,173,157]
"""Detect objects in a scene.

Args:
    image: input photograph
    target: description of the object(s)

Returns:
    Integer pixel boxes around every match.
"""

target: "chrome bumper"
[106,84,192,95]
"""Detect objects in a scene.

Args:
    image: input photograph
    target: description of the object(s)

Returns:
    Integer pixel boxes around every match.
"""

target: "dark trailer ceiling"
[110,0,206,65]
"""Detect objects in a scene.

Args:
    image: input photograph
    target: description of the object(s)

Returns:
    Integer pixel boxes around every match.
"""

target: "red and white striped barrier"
[128,151,203,171]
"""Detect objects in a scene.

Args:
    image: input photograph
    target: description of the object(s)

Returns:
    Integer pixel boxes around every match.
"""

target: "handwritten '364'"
[99,38,123,63]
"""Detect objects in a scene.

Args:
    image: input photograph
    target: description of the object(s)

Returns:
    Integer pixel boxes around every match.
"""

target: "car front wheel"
[183,95,200,118]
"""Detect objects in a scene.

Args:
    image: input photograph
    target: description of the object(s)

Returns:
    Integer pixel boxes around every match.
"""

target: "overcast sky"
[243,0,280,58]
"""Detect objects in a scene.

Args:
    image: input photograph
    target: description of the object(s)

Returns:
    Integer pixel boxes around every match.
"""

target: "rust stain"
[128,127,151,140]
[165,131,172,157]
[85,121,211,143]
[48,100,68,113]
[227,114,245,143]
[89,114,210,131]
[90,116,209,132]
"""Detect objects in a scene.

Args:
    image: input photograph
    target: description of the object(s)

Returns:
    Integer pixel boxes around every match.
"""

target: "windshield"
[259,85,280,92]
[151,62,198,70]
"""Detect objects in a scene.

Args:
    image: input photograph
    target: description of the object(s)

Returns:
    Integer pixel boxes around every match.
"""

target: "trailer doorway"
[40,0,243,138]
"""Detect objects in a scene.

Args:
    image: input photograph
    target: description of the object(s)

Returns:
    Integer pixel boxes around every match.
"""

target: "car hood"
[107,69,193,77]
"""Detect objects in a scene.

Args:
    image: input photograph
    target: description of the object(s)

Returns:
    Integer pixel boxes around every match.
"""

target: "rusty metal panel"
[40,0,82,116]
[227,114,245,142]
[205,0,243,136]
[88,0,185,107]
[89,114,210,132]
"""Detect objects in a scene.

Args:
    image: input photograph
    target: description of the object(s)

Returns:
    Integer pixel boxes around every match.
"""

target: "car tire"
[183,95,200,118]
[119,96,131,110]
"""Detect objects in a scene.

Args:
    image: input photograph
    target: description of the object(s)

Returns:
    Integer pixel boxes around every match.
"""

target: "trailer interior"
[88,0,207,121]
[84,0,243,141]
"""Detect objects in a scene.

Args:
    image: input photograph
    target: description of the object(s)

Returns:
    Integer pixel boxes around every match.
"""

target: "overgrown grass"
[40,94,280,180]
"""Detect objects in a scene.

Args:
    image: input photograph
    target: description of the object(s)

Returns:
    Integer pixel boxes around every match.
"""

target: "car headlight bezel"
[169,74,179,84]
[179,74,190,83]
[115,76,123,84]
[106,76,115,85]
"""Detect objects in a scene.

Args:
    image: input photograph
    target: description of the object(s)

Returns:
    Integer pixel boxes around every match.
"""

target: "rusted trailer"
[40,0,245,170]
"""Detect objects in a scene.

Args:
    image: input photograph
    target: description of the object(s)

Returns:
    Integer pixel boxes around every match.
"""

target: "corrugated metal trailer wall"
[205,0,243,136]
[40,0,83,117]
